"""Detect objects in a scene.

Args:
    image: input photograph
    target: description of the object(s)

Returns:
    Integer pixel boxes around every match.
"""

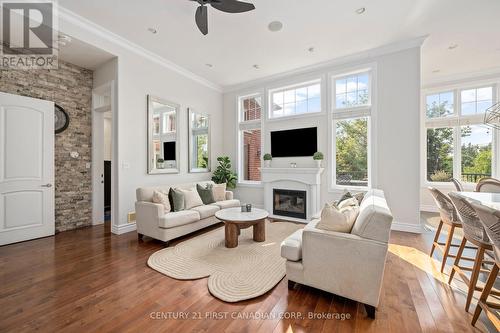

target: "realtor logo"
[1,1,58,68]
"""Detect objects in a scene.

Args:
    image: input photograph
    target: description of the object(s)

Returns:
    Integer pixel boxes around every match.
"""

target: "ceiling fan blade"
[210,0,255,13]
[195,5,208,35]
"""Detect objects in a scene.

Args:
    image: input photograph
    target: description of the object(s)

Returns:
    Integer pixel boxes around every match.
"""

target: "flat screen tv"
[163,141,176,160]
[271,127,317,157]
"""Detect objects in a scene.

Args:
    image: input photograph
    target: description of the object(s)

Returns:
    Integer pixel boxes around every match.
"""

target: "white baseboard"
[420,204,439,213]
[111,222,137,235]
[391,221,423,234]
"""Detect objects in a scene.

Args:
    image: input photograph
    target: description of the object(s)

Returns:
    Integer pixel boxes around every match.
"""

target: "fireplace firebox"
[273,189,307,220]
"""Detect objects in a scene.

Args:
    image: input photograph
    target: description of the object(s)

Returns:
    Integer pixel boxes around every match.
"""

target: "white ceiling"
[59,37,115,70]
[58,0,500,87]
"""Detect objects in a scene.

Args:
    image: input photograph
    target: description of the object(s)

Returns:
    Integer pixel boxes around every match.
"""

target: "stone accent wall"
[0,61,93,232]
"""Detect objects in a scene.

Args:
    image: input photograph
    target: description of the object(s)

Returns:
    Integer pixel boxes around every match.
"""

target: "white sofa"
[135,181,240,245]
[280,189,393,318]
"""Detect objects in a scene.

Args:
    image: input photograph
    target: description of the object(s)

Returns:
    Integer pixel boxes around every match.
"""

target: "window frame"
[422,81,498,187]
[267,79,323,120]
[237,92,264,186]
[329,67,375,191]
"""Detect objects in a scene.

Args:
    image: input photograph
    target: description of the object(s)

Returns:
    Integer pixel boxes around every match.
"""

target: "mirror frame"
[147,95,181,174]
[188,108,211,173]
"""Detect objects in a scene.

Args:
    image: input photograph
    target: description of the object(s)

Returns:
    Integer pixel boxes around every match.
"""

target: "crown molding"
[422,66,500,90]
[222,35,428,93]
[58,6,223,92]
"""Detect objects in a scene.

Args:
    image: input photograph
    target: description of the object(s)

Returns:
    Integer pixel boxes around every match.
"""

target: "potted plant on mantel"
[263,153,272,167]
[157,158,165,169]
[313,152,324,168]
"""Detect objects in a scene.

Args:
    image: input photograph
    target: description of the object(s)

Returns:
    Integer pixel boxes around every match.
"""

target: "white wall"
[223,44,422,233]
[60,10,223,233]
[104,115,112,161]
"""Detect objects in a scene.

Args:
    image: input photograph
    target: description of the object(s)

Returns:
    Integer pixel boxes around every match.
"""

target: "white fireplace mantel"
[261,167,324,223]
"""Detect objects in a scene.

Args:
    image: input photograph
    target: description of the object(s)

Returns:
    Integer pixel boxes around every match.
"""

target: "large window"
[332,71,372,188]
[335,117,369,186]
[335,73,369,109]
[269,81,321,119]
[238,94,262,182]
[425,85,496,183]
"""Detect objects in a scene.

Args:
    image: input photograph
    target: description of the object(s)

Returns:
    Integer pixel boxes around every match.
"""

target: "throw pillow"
[338,197,359,209]
[152,190,171,212]
[212,183,226,202]
[338,191,353,205]
[317,203,359,233]
[169,188,185,212]
[181,188,204,209]
[353,192,365,205]
[197,183,215,204]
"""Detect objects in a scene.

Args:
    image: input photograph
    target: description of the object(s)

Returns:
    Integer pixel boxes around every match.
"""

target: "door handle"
[41,183,53,188]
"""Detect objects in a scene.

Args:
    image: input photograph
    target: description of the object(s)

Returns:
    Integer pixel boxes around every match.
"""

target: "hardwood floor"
[0,218,495,333]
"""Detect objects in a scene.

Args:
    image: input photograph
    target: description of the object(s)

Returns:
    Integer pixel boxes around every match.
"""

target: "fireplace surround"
[261,167,324,223]
[273,189,307,219]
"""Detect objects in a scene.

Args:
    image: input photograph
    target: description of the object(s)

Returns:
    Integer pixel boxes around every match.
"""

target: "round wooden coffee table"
[215,207,269,248]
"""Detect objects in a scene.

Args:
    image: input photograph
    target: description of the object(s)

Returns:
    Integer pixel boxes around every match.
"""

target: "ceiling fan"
[191,0,255,35]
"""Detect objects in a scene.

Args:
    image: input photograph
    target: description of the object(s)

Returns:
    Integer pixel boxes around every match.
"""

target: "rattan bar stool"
[470,202,500,329]
[448,192,497,312]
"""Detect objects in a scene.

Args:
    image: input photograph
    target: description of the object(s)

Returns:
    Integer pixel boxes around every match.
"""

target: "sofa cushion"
[190,205,220,219]
[212,183,226,202]
[351,189,393,243]
[317,203,359,233]
[152,190,171,212]
[169,188,185,212]
[197,183,215,204]
[211,199,241,209]
[180,188,204,209]
[281,229,303,261]
[158,210,200,229]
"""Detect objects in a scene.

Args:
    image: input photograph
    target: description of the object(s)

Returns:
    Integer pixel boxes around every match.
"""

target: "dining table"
[455,191,500,210]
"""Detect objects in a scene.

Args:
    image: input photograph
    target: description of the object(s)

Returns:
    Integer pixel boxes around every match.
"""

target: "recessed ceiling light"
[355,7,366,14]
[147,27,158,34]
[268,21,283,32]
[308,47,315,53]
[432,69,441,73]
[253,64,260,69]
[448,43,458,50]
[205,63,214,68]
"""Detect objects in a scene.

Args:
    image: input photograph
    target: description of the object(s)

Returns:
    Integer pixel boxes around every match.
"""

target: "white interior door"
[0,92,54,246]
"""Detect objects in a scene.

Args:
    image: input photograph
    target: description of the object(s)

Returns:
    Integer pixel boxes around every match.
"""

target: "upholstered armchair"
[281,189,393,318]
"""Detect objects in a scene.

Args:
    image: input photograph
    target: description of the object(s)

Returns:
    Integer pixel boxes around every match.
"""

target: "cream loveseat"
[135,181,240,245]
[280,189,393,318]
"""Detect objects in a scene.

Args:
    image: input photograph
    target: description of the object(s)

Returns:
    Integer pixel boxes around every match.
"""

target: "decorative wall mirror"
[147,95,180,174]
[188,108,211,173]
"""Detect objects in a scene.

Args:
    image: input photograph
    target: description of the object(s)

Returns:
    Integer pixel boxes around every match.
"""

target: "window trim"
[328,65,376,191]
[422,81,499,187]
[267,79,323,120]
[332,115,372,191]
[237,92,264,185]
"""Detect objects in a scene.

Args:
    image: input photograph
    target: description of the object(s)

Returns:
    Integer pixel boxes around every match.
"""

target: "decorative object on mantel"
[313,151,324,168]
[54,104,69,134]
[290,162,297,168]
[212,156,237,189]
[484,102,500,130]
[263,153,272,167]
[156,158,165,169]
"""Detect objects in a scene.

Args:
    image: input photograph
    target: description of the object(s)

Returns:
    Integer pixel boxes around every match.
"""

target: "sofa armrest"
[135,201,164,227]
[225,191,234,200]
[301,225,388,307]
